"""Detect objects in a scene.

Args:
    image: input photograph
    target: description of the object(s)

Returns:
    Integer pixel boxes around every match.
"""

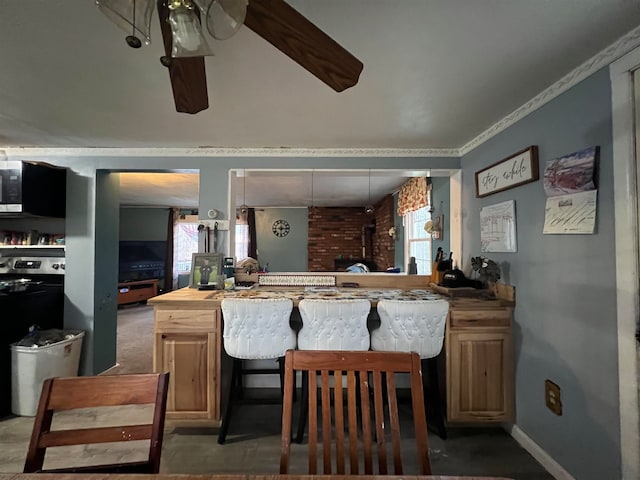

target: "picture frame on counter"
[189,253,223,288]
[475,146,539,197]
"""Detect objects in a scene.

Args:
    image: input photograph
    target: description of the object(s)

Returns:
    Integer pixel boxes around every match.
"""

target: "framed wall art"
[480,200,517,252]
[189,253,223,287]
[475,146,539,197]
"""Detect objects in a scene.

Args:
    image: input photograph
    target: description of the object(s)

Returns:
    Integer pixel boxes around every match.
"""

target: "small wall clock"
[272,219,290,237]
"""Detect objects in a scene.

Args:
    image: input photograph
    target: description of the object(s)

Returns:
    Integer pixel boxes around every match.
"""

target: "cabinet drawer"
[156,309,218,332]
[450,309,511,327]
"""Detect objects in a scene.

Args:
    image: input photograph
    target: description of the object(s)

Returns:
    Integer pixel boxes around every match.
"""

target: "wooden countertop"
[148,274,513,309]
[149,286,446,308]
[0,474,515,480]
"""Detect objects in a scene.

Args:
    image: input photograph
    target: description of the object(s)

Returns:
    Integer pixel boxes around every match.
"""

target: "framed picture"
[480,200,517,252]
[475,146,539,197]
[189,253,223,287]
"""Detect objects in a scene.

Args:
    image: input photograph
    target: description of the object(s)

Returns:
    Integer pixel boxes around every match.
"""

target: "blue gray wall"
[461,67,619,479]
[119,208,169,241]
[255,208,308,271]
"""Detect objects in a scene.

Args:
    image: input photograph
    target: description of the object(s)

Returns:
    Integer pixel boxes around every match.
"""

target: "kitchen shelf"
[0,245,65,249]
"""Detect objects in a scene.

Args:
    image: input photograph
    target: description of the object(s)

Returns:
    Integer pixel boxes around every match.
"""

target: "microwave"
[0,161,66,217]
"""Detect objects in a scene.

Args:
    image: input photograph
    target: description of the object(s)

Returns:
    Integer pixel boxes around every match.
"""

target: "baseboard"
[509,424,575,480]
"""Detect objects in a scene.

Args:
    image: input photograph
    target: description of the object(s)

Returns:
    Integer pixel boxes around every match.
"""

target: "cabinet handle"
[162,334,166,339]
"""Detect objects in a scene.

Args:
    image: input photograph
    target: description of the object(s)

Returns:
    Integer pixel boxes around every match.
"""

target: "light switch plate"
[545,379,562,416]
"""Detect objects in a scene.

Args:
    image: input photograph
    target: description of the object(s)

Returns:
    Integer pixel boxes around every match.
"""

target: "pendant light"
[96,0,155,48]
[239,169,248,216]
[364,169,375,214]
[310,169,315,209]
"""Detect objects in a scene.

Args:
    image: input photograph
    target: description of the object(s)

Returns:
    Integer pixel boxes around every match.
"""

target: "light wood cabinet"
[446,301,514,423]
[153,307,221,425]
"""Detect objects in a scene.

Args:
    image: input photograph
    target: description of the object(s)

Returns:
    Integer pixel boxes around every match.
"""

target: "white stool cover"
[221,298,296,359]
[371,299,449,359]
[298,299,371,351]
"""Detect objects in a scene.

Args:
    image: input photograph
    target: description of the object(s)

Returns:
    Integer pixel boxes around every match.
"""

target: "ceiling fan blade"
[157,0,209,114]
[244,0,363,92]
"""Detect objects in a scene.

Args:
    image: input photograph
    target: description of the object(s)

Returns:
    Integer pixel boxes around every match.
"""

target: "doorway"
[115,171,200,373]
[610,46,640,479]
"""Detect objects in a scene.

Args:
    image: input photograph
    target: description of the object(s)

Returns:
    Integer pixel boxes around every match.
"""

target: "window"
[235,215,249,261]
[173,221,199,276]
[404,206,432,274]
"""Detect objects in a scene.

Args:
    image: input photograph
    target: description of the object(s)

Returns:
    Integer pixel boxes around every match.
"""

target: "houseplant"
[470,256,501,288]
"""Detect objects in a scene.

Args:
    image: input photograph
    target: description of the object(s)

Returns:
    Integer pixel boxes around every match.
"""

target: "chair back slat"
[359,368,373,474]
[308,369,318,474]
[372,370,388,474]
[279,358,295,475]
[333,370,346,474]
[40,425,153,448]
[320,370,332,473]
[347,371,359,474]
[24,372,169,474]
[280,350,432,475]
[46,374,164,410]
[410,353,431,475]
[386,371,404,474]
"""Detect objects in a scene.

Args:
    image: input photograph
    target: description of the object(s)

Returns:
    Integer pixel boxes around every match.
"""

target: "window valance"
[397,177,430,216]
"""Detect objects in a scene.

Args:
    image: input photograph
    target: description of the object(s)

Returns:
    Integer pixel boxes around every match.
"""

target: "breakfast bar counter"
[148,274,514,427]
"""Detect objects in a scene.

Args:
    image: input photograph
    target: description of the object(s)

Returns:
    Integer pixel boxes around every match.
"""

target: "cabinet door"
[447,330,513,423]
[156,331,217,421]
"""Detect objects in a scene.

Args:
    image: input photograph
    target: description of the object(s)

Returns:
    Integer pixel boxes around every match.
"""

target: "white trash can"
[11,331,85,416]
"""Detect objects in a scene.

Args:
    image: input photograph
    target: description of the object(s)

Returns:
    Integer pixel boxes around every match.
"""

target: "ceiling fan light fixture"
[96,0,154,48]
[168,0,213,58]
[205,0,247,40]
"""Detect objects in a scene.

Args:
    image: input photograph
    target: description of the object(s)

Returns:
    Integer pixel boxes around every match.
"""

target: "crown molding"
[1,146,459,158]
[459,24,640,156]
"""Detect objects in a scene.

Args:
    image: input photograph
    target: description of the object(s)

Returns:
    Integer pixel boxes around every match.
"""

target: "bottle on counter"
[408,257,417,275]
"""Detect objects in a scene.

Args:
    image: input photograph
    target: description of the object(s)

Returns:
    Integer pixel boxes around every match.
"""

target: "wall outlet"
[545,379,562,416]
[198,220,229,231]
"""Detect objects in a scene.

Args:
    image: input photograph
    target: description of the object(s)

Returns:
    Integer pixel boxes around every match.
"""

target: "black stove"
[0,247,65,418]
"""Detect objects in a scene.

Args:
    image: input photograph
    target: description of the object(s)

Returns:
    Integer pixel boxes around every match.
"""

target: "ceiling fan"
[98,0,364,114]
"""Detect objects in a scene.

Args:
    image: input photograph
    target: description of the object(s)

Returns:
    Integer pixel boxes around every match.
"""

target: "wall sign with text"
[475,146,539,197]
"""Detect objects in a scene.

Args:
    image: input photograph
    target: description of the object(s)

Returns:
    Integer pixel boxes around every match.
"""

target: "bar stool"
[371,299,449,439]
[295,298,371,443]
[218,297,296,444]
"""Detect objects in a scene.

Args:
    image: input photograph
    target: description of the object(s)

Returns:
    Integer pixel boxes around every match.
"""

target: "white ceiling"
[4,1,640,207]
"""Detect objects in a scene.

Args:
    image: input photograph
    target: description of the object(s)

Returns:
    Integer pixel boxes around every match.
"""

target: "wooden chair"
[24,372,169,474]
[280,350,432,475]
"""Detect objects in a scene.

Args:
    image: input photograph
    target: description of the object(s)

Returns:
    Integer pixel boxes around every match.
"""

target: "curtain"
[397,177,430,216]
[247,208,257,259]
[167,208,179,291]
